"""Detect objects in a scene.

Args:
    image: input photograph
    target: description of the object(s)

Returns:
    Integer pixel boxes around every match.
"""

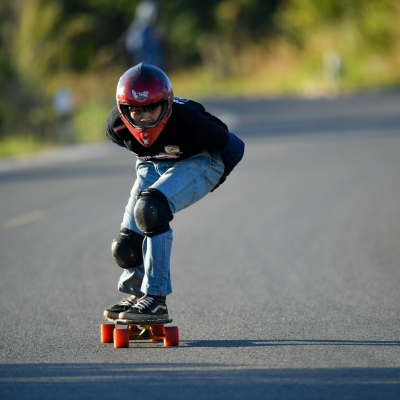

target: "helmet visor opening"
[120,101,168,130]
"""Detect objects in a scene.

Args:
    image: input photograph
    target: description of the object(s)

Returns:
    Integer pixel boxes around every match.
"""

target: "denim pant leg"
[152,150,225,214]
[118,150,224,296]
[117,161,160,296]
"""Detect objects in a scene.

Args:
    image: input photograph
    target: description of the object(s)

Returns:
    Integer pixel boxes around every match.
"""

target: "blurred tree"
[1,0,399,143]
[275,0,400,89]
[58,0,140,69]
[277,0,400,52]
[0,0,282,138]
[0,0,92,138]
[161,0,280,78]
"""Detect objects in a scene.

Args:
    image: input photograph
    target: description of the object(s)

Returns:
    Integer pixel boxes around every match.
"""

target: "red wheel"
[100,324,115,343]
[164,326,179,347]
[151,324,165,342]
[114,328,129,348]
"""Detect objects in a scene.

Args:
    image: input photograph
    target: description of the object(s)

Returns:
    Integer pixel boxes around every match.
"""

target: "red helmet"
[116,63,173,147]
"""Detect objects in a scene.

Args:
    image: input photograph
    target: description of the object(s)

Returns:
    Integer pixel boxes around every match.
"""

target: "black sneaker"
[103,295,139,319]
[118,294,168,322]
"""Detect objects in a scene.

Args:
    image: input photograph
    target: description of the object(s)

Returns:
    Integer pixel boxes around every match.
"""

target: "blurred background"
[1,0,399,157]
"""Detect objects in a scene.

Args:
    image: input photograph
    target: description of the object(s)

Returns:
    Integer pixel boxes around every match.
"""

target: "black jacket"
[106,98,230,162]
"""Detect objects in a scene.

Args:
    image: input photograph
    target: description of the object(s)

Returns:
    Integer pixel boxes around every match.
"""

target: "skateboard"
[100,318,179,348]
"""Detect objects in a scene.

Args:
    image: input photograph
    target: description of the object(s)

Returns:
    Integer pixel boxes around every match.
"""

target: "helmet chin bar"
[119,110,167,147]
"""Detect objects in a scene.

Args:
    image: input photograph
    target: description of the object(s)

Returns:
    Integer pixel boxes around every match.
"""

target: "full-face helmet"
[116,63,173,147]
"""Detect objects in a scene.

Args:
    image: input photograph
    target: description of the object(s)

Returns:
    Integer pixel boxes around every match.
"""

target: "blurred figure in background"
[323,51,343,96]
[52,88,74,143]
[124,1,164,68]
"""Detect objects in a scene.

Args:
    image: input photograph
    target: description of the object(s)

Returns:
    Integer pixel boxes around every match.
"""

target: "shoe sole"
[103,310,119,319]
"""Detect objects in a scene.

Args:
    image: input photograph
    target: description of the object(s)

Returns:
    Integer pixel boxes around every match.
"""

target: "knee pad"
[133,188,173,237]
[111,228,144,269]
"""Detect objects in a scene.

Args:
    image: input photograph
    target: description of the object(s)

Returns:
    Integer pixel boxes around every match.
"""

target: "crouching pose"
[103,63,244,322]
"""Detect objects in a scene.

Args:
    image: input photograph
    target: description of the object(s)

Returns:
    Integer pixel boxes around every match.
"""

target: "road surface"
[0,90,399,399]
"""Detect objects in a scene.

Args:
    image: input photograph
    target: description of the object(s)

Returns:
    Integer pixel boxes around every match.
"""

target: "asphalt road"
[1,90,400,399]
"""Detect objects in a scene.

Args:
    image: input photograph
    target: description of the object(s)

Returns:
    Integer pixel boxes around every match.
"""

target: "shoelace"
[118,295,137,307]
[133,295,154,311]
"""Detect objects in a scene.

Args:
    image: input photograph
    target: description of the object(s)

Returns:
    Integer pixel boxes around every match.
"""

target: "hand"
[210,177,226,192]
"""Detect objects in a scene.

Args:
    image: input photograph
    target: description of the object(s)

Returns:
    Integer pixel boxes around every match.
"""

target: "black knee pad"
[133,188,173,237]
[111,228,144,269]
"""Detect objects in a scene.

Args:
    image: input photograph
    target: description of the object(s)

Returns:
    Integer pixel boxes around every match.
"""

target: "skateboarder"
[103,63,244,322]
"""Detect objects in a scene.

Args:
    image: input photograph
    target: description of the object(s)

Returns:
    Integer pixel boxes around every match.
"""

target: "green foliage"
[277,0,400,52]
[0,135,54,158]
[274,0,400,93]
[0,0,281,143]
[1,0,400,157]
[73,101,115,143]
[0,0,94,139]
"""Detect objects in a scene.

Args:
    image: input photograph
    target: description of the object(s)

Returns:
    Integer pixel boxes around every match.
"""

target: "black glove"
[210,177,226,193]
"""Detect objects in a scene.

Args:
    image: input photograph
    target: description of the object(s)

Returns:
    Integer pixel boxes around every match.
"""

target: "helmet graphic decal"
[132,90,149,102]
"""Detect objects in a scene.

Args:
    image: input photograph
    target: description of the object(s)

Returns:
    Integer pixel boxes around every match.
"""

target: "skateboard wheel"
[164,326,179,347]
[100,324,115,343]
[151,324,165,342]
[114,328,129,348]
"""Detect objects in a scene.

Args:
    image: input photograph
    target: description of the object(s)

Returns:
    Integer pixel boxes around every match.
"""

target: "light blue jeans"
[118,150,225,296]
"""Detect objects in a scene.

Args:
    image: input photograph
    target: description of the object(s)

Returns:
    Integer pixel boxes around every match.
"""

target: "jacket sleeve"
[219,132,245,177]
[105,107,128,148]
